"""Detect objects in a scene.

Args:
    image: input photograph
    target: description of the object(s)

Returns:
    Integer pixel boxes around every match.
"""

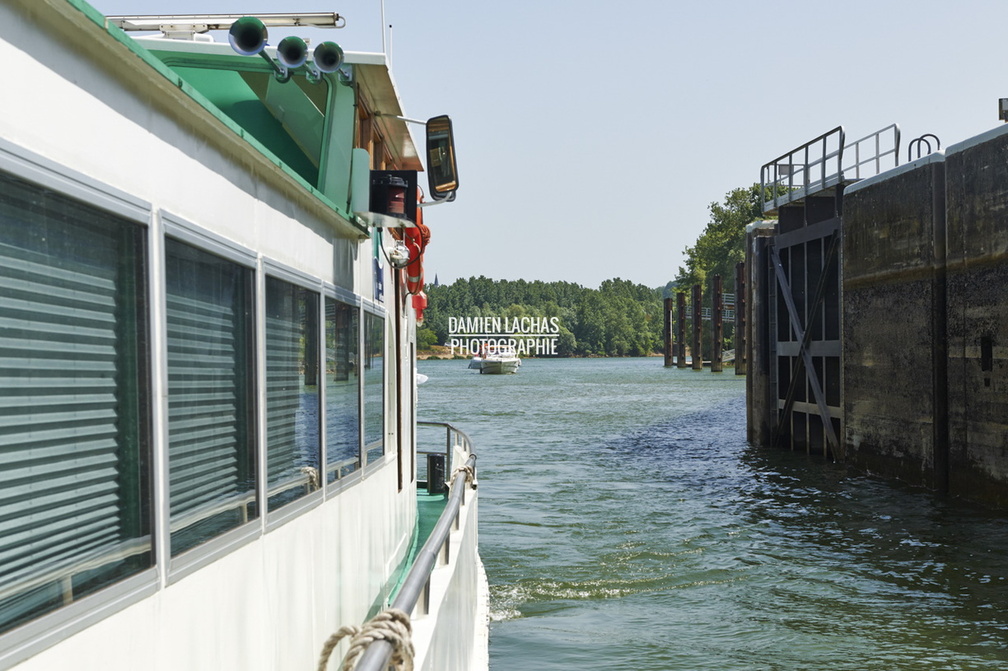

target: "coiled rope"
[317,608,414,671]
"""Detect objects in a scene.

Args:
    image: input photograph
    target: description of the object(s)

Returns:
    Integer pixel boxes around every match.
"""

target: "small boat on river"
[478,345,522,374]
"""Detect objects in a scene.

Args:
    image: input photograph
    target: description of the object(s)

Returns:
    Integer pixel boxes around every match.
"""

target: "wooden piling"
[735,262,746,375]
[712,275,723,373]
[691,284,703,370]
[677,292,687,368]
[663,296,674,367]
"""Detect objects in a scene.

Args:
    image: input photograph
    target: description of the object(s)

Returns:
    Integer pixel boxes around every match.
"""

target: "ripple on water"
[419,358,1008,670]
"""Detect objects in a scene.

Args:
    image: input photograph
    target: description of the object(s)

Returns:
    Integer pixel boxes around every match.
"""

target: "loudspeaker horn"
[312,41,345,73]
[277,36,308,69]
[228,16,267,57]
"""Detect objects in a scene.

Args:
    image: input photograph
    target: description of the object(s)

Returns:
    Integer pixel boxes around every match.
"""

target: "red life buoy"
[404,188,429,295]
[412,292,427,322]
[404,227,424,294]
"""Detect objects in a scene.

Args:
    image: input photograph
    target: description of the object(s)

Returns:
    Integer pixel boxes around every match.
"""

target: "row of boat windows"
[0,169,386,635]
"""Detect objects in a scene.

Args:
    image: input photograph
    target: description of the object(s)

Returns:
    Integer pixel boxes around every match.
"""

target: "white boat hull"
[480,359,521,374]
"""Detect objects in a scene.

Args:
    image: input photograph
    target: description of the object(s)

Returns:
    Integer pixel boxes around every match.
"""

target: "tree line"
[419,277,664,357]
[420,183,770,358]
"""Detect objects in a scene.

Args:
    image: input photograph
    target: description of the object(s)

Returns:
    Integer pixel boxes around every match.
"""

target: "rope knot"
[317,608,414,671]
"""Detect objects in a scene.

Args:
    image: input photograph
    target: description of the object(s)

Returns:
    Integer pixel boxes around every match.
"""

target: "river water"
[417,357,1008,670]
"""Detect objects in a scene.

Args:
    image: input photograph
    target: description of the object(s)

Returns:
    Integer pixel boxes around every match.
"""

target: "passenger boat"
[479,346,522,375]
[0,2,486,669]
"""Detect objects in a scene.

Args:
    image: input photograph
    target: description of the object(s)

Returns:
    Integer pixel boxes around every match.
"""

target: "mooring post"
[712,275,723,373]
[677,292,687,368]
[663,296,674,367]
[692,284,703,370]
[735,261,746,376]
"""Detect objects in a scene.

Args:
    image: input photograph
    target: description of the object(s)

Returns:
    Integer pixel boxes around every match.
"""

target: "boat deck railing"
[416,420,472,484]
[351,421,477,671]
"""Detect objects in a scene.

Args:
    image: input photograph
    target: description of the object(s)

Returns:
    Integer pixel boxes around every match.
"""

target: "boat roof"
[35,0,421,236]
[139,37,422,173]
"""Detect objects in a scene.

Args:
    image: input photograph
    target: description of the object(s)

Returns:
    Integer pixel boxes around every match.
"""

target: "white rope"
[317,608,414,671]
[300,466,320,492]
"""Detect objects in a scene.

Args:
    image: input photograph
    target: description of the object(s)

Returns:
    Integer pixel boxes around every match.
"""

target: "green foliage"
[418,184,774,359]
[416,327,439,350]
[421,277,662,357]
[672,183,777,356]
[675,183,765,292]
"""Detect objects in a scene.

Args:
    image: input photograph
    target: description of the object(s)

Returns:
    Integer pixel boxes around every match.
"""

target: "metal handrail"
[843,123,900,180]
[416,421,473,481]
[907,133,940,161]
[760,126,845,213]
[351,422,477,671]
[760,123,901,213]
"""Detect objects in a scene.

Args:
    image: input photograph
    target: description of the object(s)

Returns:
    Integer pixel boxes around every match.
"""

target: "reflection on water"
[418,357,1008,670]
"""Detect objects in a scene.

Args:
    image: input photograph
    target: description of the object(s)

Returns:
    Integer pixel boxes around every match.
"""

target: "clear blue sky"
[91,0,1008,289]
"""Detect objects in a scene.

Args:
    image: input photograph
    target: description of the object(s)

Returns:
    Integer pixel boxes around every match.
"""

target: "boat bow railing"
[350,421,478,671]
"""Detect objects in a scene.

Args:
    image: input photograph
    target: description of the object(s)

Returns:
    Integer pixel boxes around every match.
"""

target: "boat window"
[325,297,360,483]
[362,311,386,461]
[0,169,151,633]
[265,277,321,510]
[164,239,257,555]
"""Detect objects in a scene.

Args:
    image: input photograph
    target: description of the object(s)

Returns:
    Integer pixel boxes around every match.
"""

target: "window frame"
[323,283,365,494]
[159,212,262,583]
[0,139,158,667]
[361,299,388,467]
[261,260,326,530]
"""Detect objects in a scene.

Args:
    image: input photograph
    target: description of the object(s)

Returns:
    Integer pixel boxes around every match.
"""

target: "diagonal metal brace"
[768,234,841,457]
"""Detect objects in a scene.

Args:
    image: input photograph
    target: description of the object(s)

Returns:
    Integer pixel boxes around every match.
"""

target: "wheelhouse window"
[164,239,256,555]
[0,170,150,633]
[362,311,385,462]
[265,277,321,509]
[325,297,359,483]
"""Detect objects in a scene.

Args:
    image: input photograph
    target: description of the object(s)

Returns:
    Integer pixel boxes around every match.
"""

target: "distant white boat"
[478,345,521,374]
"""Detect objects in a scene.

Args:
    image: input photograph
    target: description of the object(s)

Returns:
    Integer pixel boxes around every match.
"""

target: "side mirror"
[425,115,459,200]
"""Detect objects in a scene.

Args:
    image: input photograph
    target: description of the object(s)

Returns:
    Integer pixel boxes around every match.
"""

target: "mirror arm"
[374,112,427,126]
[417,192,456,208]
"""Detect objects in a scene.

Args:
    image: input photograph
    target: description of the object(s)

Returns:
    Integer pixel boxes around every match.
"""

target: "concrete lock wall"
[945,126,1008,507]
[837,124,1008,507]
[749,124,1008,507]
[842,155,948,492]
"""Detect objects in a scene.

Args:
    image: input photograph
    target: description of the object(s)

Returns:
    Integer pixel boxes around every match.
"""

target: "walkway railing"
[761,126,845,213]
[417,420,473,483]
[761,124,901,213]
[351,421,477,671]
[842,123,900,181]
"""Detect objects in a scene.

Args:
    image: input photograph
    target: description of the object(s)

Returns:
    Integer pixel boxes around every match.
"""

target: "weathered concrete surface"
[842,156,947,491]
[945,126,1008,507]
[749,124,1008,507]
